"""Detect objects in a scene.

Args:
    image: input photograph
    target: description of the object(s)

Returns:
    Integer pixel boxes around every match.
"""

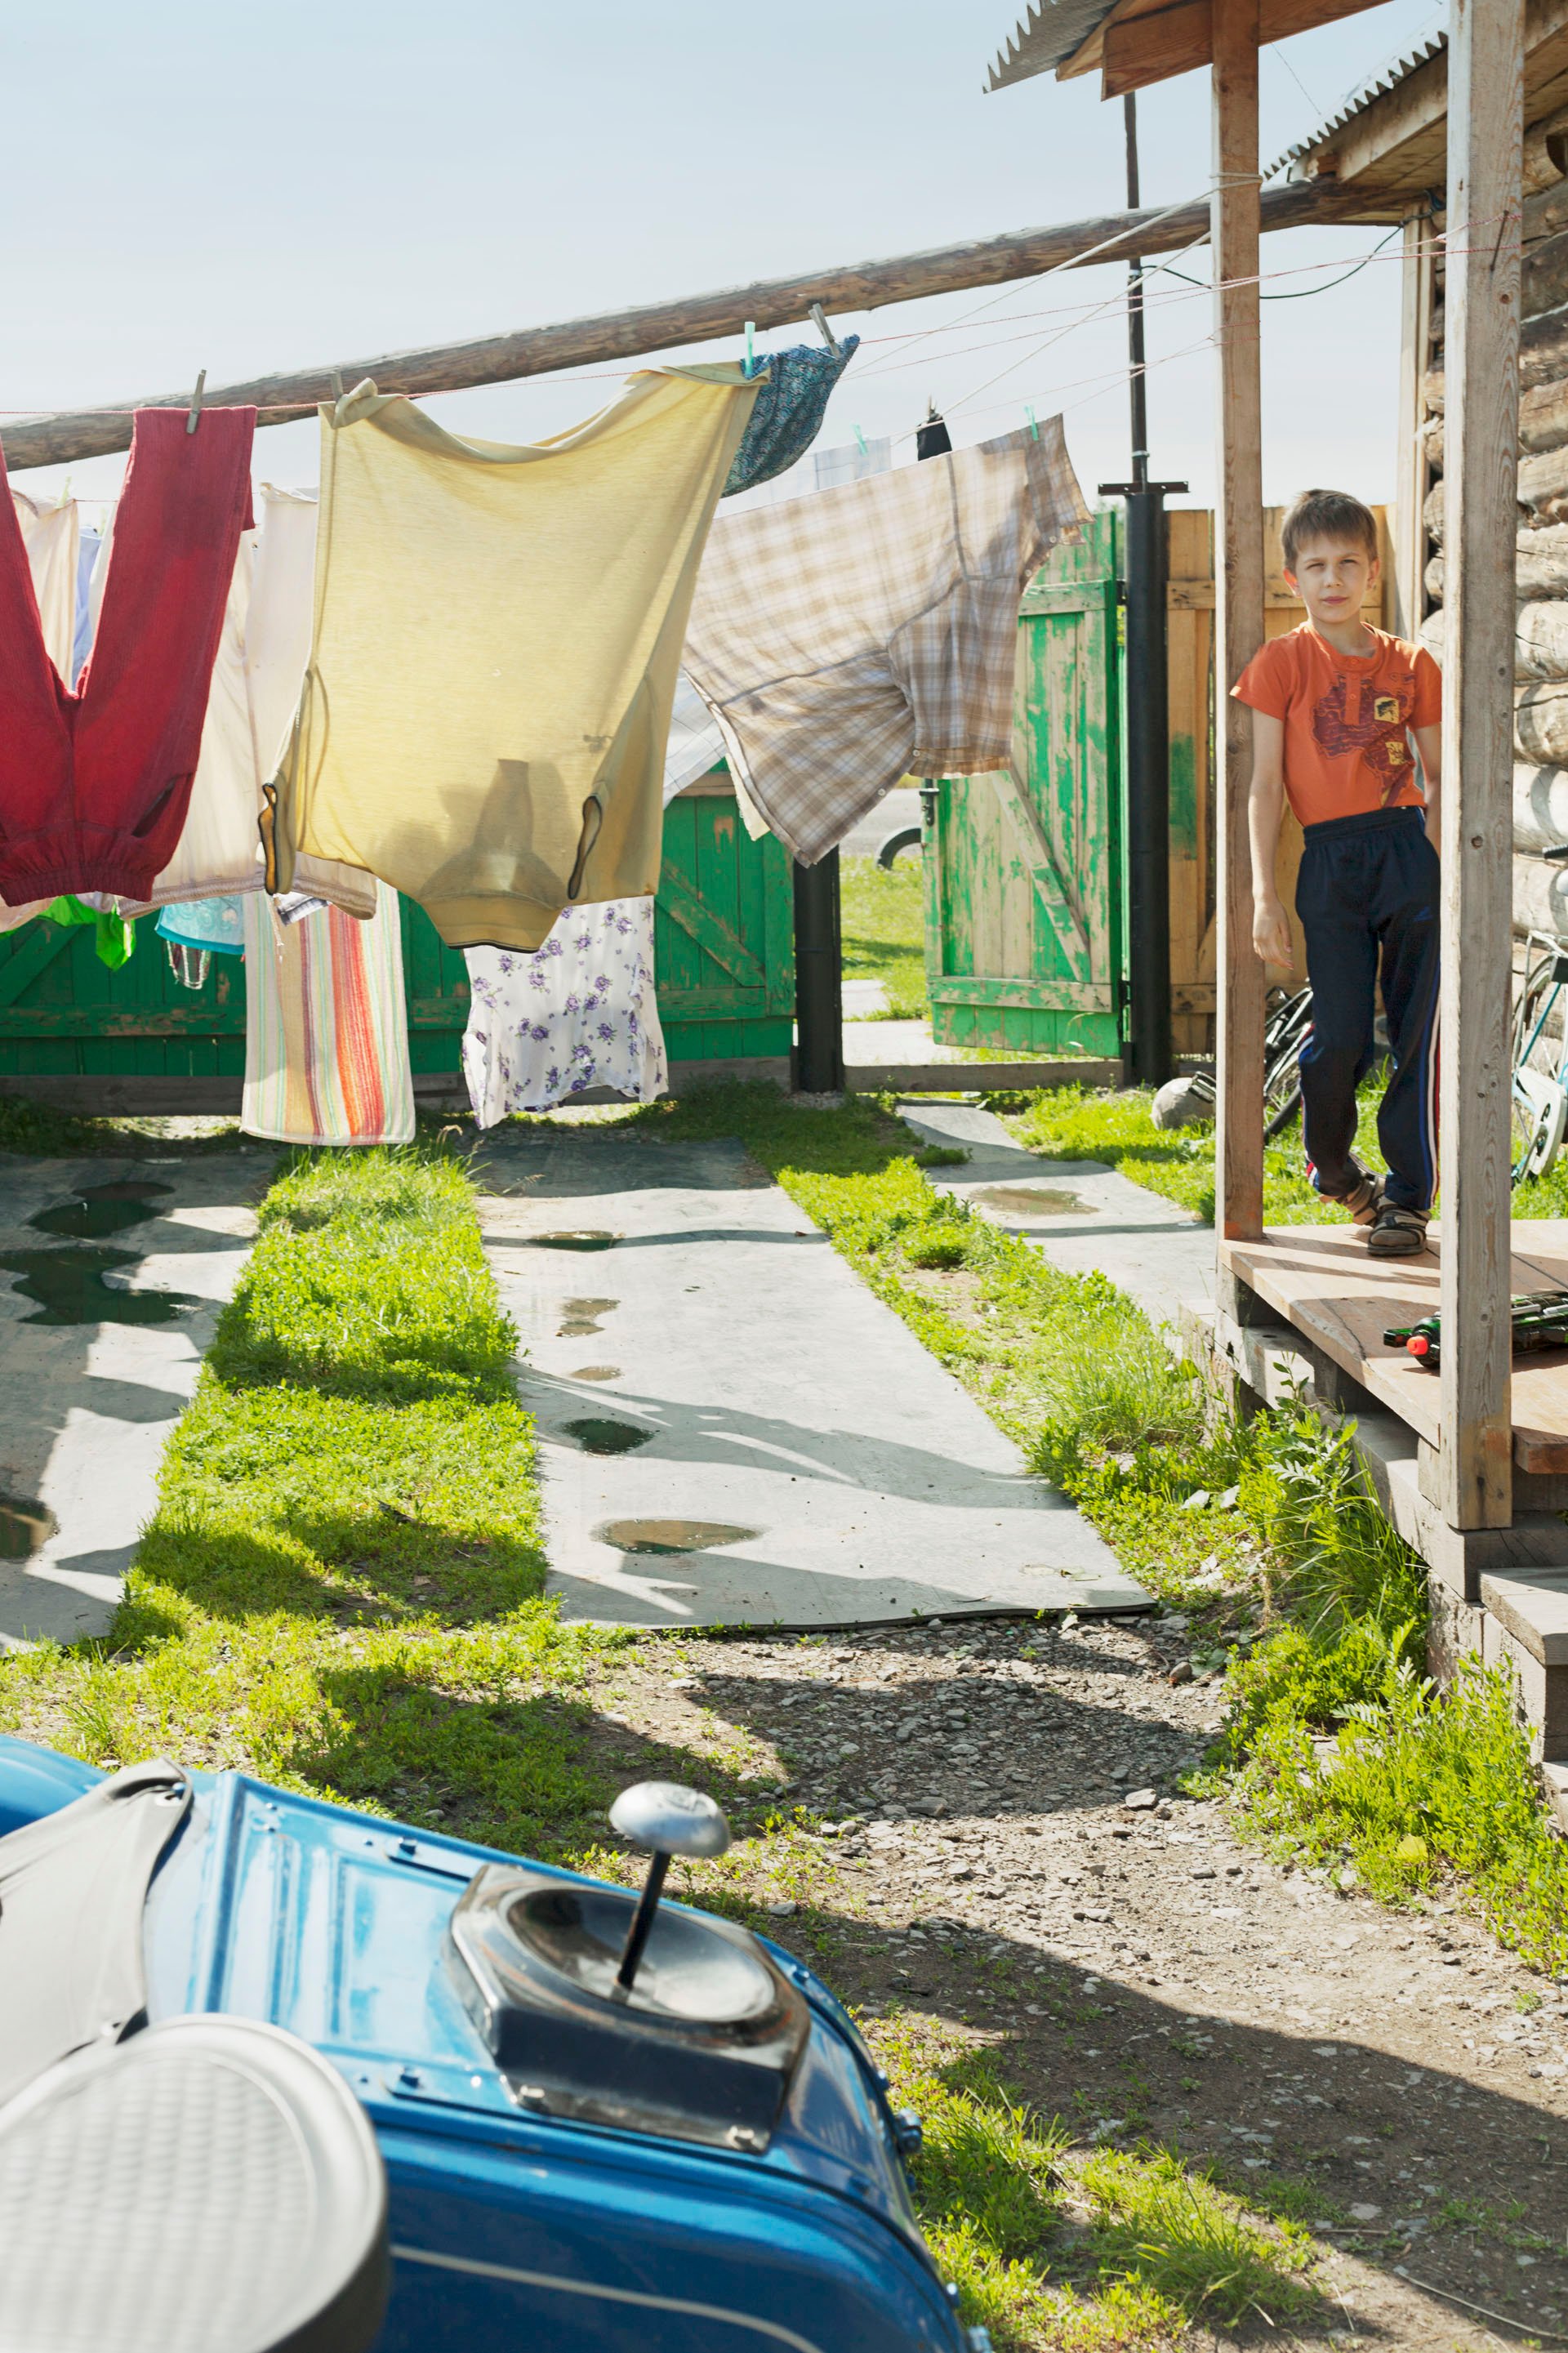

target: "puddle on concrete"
[557,1297,617,1336]
[0,1494,56,1560]
[595,1519,758,1556]
[974,1183,1093,1219]
[570,1366,621,1382]
[0,1247,198,1327]
[29,1179,174,1241]
[563,1418,653,1455]
[530,1231,618,1252]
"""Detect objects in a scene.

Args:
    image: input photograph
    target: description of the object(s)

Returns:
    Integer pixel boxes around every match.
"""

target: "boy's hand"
[1252,895,1292,969]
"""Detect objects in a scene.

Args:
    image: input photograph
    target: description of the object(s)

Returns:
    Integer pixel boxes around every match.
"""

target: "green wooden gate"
[0,778,792,1088]
[924,509,1125,1058]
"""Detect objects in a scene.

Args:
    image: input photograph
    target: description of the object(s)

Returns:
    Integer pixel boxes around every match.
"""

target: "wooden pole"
[1439,0,1524,1531]
[1212,0,1266,1243]
[1392,211,1436,640]
[0,182,1361,474]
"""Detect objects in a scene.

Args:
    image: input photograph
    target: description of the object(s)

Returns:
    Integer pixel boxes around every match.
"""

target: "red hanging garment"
[0,407,255,903]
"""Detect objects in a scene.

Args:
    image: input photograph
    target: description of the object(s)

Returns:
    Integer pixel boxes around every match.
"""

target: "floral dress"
[461,897,666,1125]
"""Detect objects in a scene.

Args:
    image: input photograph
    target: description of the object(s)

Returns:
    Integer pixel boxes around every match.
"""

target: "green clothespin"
[744,320,756,379]
[853,424,868,456]
[1026,406,1040,441]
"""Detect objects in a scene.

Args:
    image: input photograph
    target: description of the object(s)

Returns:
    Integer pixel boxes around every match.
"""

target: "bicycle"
[1510,847,1568,1184]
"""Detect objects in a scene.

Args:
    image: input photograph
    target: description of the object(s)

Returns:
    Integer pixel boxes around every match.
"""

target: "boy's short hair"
[1281,488,1379,573]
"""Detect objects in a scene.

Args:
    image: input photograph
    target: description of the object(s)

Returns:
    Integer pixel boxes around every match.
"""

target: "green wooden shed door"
[924,510,1125,1058]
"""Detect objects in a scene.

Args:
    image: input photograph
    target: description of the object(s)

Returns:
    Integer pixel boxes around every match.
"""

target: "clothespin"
[809,301,841,358]
[853,424,868,457]
[1025,405,1040,441]
[743,320,756,380]
[185,368,206,435]
[330,369,344,410]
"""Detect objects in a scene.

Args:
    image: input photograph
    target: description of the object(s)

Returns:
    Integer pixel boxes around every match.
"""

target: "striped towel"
[242,881,414,1145]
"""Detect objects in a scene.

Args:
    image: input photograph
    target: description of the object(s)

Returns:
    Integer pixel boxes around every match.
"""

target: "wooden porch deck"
[1218,1223,1568,1475]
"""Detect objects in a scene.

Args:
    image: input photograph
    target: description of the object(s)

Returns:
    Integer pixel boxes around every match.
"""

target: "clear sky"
[5,0,1445,515]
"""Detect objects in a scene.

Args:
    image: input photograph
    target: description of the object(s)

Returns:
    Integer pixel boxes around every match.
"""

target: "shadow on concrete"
[520,1364,1063,1516]
[0,1152,270,1645]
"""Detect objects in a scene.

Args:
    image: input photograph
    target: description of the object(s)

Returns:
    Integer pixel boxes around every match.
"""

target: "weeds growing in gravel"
[876,2016,1319,2349]
[1078,2145,1315,2328]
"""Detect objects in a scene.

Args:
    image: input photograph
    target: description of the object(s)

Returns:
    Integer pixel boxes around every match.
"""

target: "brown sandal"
[1367,1201,1430,1258]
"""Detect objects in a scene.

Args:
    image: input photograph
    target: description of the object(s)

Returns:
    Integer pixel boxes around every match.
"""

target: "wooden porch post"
[1212,0,1266,1243]
[1438,0,1523,1530]
[1392,211,1436,641]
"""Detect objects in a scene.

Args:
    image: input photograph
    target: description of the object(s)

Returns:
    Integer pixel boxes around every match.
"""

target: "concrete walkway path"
[0,1153,261,1647]
[475,1126,1150,1630]
[894,1099,1215,1337]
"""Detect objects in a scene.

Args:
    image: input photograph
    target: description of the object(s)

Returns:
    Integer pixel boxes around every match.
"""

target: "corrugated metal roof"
[985,0,1118,91]
[1266,32,1445,180]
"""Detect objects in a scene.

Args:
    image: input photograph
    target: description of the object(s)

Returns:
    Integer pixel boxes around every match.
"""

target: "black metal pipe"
[793,852,844,1094]
[1122,489,1174,1086]
[1124,94,1150,496]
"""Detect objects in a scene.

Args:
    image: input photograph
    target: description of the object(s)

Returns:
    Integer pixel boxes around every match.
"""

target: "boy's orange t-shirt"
[1232,622,1441,828]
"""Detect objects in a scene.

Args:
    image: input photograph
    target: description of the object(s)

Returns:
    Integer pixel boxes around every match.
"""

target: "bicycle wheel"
[1511,948,1568,1179]
[1263,1065,1303,1140]
[1262,987,1312,1139]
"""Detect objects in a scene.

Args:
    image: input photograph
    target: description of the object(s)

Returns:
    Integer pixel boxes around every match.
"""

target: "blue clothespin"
[853,424,868,456]
[1026,406,1040,441]
[744,320,756,380]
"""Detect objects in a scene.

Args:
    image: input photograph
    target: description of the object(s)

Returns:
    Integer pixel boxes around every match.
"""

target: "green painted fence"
[0,778,793,1086]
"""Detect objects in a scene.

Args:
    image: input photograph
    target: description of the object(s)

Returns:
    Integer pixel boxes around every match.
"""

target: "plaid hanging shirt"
[681,418,1088,865]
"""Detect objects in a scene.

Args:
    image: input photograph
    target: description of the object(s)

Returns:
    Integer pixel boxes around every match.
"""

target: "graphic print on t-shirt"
[1312,668,1417,804]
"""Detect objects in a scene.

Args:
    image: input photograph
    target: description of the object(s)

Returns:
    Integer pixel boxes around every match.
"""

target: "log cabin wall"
[1417,106,1568,986]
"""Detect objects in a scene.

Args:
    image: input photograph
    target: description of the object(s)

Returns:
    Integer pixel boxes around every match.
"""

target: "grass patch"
[1078,2145,1315,2329]
[0,1143,617,1856]
[841,852,928,1020]
[874,2015,1319,2348]
[1006,1074,1568,1226]
[1002,1080,1397,1228]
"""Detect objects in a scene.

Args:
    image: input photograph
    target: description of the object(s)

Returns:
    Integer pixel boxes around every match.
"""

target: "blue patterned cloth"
[723,337,860,497]
[157,895,245,956]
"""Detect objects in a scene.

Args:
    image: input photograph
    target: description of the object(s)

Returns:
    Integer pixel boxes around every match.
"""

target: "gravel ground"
[582,1609,1568,2349]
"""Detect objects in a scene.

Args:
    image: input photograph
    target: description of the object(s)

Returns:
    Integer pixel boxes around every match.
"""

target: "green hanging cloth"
[43,896,136,971]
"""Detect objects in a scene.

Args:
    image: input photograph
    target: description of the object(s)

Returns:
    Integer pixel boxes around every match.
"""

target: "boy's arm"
[1412,722,1441,852]
[1248,711,1292,968]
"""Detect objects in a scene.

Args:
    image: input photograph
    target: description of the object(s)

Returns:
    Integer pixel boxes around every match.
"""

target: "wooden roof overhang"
[988,0,1384,101]
[1268,0,1568,213]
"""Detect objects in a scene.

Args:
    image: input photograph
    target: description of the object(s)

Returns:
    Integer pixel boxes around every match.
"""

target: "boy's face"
[1283,533,1379,629]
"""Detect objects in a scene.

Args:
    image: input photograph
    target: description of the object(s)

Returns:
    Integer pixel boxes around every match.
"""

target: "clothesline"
[0,220,1468,434]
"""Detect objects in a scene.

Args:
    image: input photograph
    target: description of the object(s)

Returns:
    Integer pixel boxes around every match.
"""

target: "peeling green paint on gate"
[925,509,1125,1058]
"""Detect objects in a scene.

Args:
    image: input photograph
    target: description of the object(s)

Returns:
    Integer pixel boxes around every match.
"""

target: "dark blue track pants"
[1294,804,1440,1213]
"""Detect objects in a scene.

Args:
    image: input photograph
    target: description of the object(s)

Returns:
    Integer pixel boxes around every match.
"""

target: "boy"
[1236,488,1442,1259]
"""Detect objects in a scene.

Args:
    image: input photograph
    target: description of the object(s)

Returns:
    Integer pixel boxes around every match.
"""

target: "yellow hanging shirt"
[265,365,758,950]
